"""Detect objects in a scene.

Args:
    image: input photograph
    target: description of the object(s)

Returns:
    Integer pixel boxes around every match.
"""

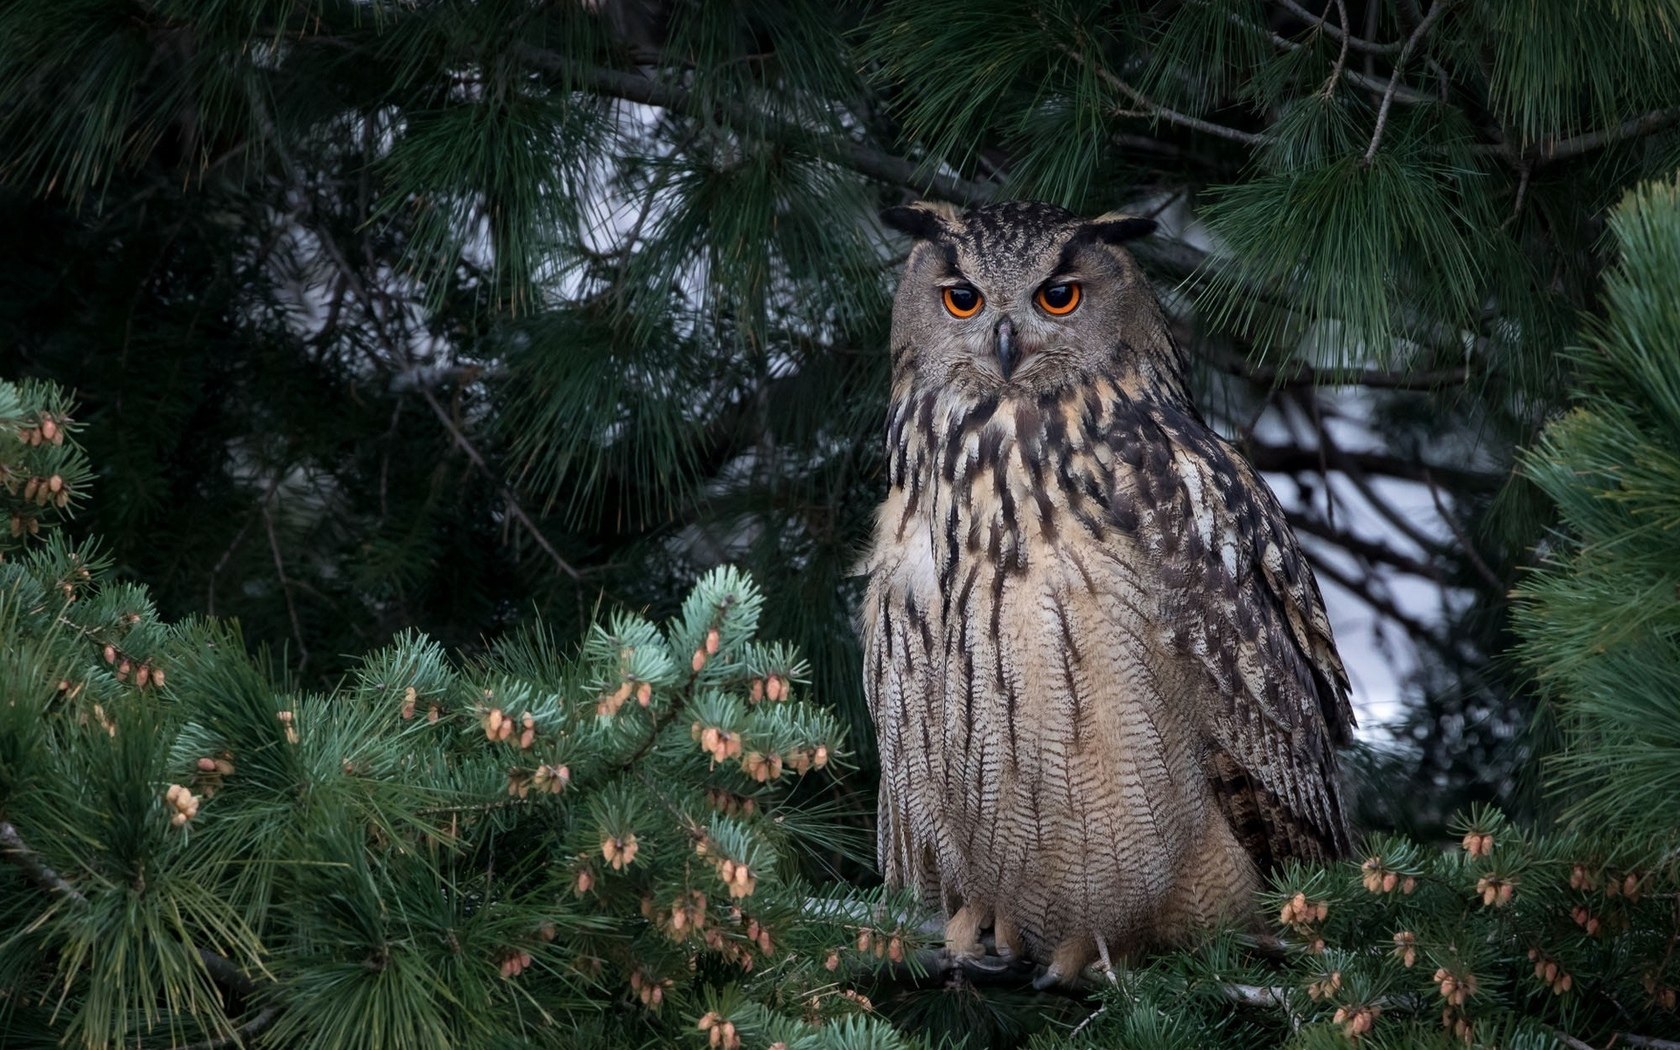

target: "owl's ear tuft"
[1083,213,1158,244]
[881,201,959,241]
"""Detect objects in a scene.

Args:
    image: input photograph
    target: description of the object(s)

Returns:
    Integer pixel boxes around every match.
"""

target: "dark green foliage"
[0,379,930,1048]
[1514,178,1680,841]
[1025,806,1680,1050]
[4,1,1680,1045]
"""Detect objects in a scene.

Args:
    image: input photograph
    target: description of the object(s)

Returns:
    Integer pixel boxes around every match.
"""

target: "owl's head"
[884,200,1185,402]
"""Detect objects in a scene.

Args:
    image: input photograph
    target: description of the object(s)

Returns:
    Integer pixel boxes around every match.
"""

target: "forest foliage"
[2,1,1680,1047]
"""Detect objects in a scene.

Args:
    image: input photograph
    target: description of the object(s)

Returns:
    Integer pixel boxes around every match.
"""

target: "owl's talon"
[954,952,1015,977]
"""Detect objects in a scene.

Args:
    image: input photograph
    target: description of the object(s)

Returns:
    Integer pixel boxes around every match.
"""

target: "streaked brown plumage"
[861,200,1353,984]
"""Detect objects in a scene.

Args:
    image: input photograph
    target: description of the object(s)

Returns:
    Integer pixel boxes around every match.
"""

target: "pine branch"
[0,820,87,905]
[243,79,585,584]
[1423,469,1503,590]
[178,1005,282,1050]
[1273,0,1404,54]
[1526,107,1680,164]
[1363,0,1451,164]
[518,50,999,207]
[1208,347,1469,391]
[1286,511,1444,581]
[1243,440,1496,489]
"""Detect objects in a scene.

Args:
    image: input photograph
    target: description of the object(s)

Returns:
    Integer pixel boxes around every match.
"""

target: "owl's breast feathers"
[865,374,1354,889]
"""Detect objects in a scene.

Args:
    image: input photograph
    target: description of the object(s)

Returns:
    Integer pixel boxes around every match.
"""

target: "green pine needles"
[0,383,927,1049]
[1514,177,1680,843]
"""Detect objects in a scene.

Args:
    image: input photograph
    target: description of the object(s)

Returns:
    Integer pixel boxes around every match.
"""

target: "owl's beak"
[994,316,1018,381]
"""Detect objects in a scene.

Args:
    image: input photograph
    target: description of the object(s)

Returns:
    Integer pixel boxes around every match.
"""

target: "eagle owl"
[861,200,1354,985]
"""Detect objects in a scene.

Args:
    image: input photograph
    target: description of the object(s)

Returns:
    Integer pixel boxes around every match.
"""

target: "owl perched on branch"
[861,200,1354,986]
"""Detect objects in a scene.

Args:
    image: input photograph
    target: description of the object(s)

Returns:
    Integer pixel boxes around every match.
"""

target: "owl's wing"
[1128,402,1356,867]
[859,537,946,901]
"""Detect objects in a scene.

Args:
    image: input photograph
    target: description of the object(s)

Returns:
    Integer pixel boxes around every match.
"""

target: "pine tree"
[1,380,935,1049]
[9,1,1679,816]
[6,3,1680,1047]
[1512,177,1680,844]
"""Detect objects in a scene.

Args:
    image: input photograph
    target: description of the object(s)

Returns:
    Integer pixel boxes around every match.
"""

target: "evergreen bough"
[0,383,929,1049]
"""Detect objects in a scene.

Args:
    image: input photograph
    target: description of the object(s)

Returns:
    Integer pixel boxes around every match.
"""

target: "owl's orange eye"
[1036,282,1081,316]
[942,285,984,319]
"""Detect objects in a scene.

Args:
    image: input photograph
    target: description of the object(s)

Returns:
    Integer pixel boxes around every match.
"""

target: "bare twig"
[1243,441,1495,489]
[1363,0,1451,164]
[1337,460,1453,566]
[1108,82,1275,148]
[178,1005,283,1050]
[1319,0,1353,98]
[1555,1033,1680,1050]
[518,50,999,207]
[1274,0,1404,54]
[249,83,586,585]
[1046,30,1273,148]
[263,491,310,674]
[1423,469,1503,590]
[1309,549,1466,665]
[1287,511,1444,581]
[1211,347,1469,391]
[0,819,88,905]
[1497,106,1680,164]
[1219,6,1432,103]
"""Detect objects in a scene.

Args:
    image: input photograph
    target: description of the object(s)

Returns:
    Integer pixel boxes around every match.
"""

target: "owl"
[860,200,1354,986]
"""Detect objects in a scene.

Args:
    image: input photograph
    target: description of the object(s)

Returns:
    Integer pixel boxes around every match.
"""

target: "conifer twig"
[518,49,999,207]
[1208,346,1469,391]
[1317,0,1353,98]
[1528,107,1680,163]
[0,820,88,905]
[1423,469,1503,591]
[1273,0,1404,54]
[177,1005,283,1050]
[263,491,310,674]
[1363,0,1450,164]
[244,80,586,584]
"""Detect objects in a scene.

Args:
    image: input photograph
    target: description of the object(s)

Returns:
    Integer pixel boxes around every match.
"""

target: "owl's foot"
[1032,936,1096,990]
[943,903,990,960]
[992,914,1022,961]
[952,951,1028,979]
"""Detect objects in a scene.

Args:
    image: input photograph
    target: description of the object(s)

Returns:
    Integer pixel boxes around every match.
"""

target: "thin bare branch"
[1319,0,1353,97]
[413,386,582,580]
[1244,441,1495,489]
[263,491,310,674]
[1108,84,1275,147]
[1526,107,1680,163]
[1555,1032,1680,1050]
[1364,0,1451,164]
[1288,511,1444,581]
[1309,549,1466,666]
[1274,0,1404,54]
[519,50,999,207]
[0,820,88,905]
[178,1006,282,1050]
[1423,469,1504,590]
[1209,347,1469,391]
